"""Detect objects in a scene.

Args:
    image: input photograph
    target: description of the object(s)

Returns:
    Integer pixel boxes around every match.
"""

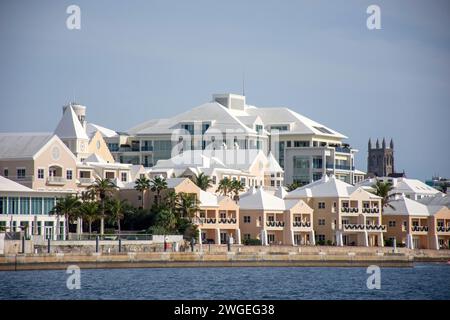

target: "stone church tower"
[367,138,395,177]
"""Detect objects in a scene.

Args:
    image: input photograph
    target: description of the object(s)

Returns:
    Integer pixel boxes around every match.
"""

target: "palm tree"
[371,180,395,210]
[134,176,151,208]
[150,176,168,205]
[193,173,213,191]
[216,177,232,197]
[88,178,117,235]
[50,195,81,240]
[164,190,179,213]
[231,180,245,202]
[177,192,199,219]
[155,208,177,233]
[106,198,133,234]
[78,201,100,235]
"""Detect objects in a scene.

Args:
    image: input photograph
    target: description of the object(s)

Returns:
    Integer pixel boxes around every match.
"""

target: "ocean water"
[0,263,449,300]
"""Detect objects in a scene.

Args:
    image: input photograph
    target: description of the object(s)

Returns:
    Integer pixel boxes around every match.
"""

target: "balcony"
[341,207,359,214]
[218,218,237,224]
[335,146,351,154]
[292,221,311,228]
[78,178,95,185]
[411,225,428,233]
[47,176,67,185]
[343,224,386,232]
[326,164,354,171]
[362,208,380,214]
[266,221,285,228]
[437,226,450,233]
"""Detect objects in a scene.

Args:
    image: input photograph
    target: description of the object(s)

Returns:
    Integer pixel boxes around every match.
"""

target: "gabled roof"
[199,190,219,207]
[274,187,288,199]
[356,177,441,196]
[245,106,347,138]
[383,196,431,216]
[0,175,33,192]
[84,153,106,163]
[266,152,283,173]
[166,178,190,189]
[54,105,89,140]
[417,194,449,208]
[239,187,288,211]
[0,133,54,159]
[86,123,118,138]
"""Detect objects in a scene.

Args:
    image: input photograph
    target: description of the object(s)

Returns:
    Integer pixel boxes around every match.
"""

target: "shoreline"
[1,249,449,271]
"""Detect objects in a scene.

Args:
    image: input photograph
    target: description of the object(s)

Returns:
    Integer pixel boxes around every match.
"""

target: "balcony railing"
[326,164,355,171]
[335,146,351,153]
[341,207,359,213]
[218,218,237,224]
[266,221,285,227]
[141,146,153,151]
[411,225,428,232]
[47,176,67,185]
[292,221,311,228]
[78,178,94,185]
[362,208,380,213]
[437,226,450,233]
[343,224,386,231]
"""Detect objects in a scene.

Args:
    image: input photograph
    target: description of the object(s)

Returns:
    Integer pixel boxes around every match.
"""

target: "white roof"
[127,95,345,140]
[266,152,283,173]
[417,194,450,208]
[354,169,366,175]
[54,105,89,140]
[84,153,106,163]
[383,196,431,216]
[86,123,117,138]
[166,178,189,189]
[199,190,219,207]
[356,177,441,196]
[239,187,290,211]
[0,133,54,159]
[0,175,33,192]
[286,175,381,199]
[274,187,288,199]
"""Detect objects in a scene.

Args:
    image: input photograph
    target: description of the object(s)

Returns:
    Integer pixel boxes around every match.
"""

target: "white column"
[235,229,241,245]
[76,217,81,234]
[363,230,369,247]
[406,234,414,249]
[79,217,83,234]
[198,228,202,252]
[260,229,268,246]
[336,231,343,246]
[100,217,105,236]
[215,228,220,245]
[310,230,316,245]
[291,230,295,246]
[379,232,384,247]
[434,234,439,250]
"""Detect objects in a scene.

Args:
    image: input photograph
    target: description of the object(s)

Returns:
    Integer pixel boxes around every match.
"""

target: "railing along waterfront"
[67,234,153,241]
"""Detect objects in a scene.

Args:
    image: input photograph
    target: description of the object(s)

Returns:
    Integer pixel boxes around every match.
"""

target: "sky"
[0,0,449,181]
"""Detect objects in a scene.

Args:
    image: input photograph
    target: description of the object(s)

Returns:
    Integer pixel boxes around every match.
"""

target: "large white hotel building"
[105,93,362,185]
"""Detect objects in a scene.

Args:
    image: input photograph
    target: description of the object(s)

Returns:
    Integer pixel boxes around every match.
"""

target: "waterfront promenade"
[1,246,449,271]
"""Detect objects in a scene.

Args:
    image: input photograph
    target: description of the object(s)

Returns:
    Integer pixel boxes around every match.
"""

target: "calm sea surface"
[1,263,449,300]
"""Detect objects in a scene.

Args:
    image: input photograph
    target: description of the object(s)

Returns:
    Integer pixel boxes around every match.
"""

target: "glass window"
[66,170,73,180]
[38,169,44,179]
[121,172,127,182]
[244,216,251,223]
[8,197,19,214]
[318,202,325,209]
[17,169,26,179]
[4,169,9,177]
[0,197,5,214]
[20,197,30,215]
[31,198,43,214]
[43,198,55,215]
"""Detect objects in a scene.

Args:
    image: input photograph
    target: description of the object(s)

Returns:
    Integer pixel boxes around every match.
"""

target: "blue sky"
[0,0,449,180]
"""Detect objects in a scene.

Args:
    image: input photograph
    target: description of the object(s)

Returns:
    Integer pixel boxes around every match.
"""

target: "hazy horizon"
[1,0,449,181]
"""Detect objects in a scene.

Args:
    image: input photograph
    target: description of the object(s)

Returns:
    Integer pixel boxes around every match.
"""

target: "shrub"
[317,240,326,246]
[326,240,333,246]
[244,238,261,246]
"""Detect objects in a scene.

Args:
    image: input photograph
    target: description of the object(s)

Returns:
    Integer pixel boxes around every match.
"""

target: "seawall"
[1,246,449,271]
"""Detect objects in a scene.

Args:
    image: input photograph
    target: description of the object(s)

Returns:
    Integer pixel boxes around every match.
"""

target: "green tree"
[134,176,151,208]
[231,180,245,202]
[50,195,81,240]
[192,173,213,191]
[106,198,133,234]
[177,192,199,219]
[216,177,232,197]
[286,181,301,192]
[371,180,395,210]
[78,201,100,235]
[88,178,117,235]
[164,190,179,213]
[150,176,168,206]
[154,208,177,233]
